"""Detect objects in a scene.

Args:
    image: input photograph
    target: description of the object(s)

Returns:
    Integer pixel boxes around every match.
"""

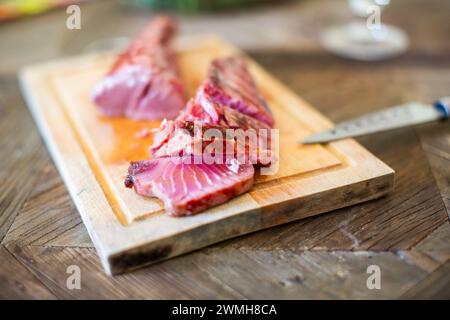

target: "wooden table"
[1,0,449,299]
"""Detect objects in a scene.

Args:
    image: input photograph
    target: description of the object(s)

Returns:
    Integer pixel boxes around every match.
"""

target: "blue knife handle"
[434,97,450,119]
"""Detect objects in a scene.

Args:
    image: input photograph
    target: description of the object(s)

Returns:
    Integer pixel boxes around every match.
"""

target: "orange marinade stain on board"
[99,117,161,163]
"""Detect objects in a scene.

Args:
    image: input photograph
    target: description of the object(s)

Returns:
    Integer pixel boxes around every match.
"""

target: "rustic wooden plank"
[2,162,92,248]
[0,78,49,243]
[238,249,427,299]
[414,223,450,264]
[7,243,430,299]
[394,250,441,273]
[0,246,56,299]
[416,122,450,216]
[400,260,450,299]
[8,244,245,299]
[338,128,447,250]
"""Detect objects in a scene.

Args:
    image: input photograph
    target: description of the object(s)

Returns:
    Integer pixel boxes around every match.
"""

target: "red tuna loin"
[92,16,184,120]
[125,156,255,216]
[205,57,274,127]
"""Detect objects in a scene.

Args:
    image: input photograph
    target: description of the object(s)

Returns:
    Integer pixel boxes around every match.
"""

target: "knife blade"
[301,97,450,144]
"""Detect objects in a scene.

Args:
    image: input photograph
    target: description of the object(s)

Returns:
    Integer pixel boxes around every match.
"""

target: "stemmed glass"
[320,0,409,60]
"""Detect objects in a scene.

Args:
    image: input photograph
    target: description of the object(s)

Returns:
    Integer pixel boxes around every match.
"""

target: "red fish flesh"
[205,57,274,126]
[92,16,184,120]
[125,56,275,216]
[150,120,274,166]
[150,85,272,157]
[124,156,254,216]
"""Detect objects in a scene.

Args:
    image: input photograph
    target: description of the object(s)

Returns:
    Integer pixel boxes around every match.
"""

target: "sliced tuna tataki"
[125,156,255,216]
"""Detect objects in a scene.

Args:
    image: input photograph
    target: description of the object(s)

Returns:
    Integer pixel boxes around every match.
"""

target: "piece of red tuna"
[150,120,275,166]
[124,156,254,216]
[149,56,273,156]
[150,94,271,150]
[182,88,273,131]
[205,57,274,127]
[92,16,184,120]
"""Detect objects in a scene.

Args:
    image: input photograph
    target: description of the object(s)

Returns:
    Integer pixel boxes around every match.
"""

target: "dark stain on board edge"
[109,244,173,273]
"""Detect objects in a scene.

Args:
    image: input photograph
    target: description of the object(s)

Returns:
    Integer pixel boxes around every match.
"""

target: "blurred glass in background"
[320,0,409,60]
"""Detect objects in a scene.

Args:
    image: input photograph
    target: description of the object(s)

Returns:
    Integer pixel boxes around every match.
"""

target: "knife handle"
[434,97,450,119]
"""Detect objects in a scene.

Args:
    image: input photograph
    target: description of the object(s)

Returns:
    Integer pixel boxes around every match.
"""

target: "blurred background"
[0,0,449,70]
[0,0,449,122]
[2,1,449,115]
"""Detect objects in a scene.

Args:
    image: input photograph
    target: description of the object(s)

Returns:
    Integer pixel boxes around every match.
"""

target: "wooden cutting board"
[19,36,394,275]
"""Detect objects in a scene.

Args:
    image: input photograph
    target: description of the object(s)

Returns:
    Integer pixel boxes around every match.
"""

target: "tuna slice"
[150,91,274,165]
[92,16,184,120]
[205,57,274,127]
[182,91,272,130]
[125,156,255,216]
[150,120,275,166]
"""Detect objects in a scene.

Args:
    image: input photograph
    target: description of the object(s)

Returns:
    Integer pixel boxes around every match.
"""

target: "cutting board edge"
[105,169,394,275]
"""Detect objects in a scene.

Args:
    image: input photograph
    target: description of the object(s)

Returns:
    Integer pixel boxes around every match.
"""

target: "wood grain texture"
[7,244,430,299]
[0,247,56,299]
[417,123,450,217]
[401,260,450,299]
[0,79,49,242]
[0,0,449,298]
[2,161,92,248]
[414,223,450,264]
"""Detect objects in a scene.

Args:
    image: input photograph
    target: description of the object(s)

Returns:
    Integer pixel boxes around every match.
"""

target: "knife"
[301,97,450,144]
